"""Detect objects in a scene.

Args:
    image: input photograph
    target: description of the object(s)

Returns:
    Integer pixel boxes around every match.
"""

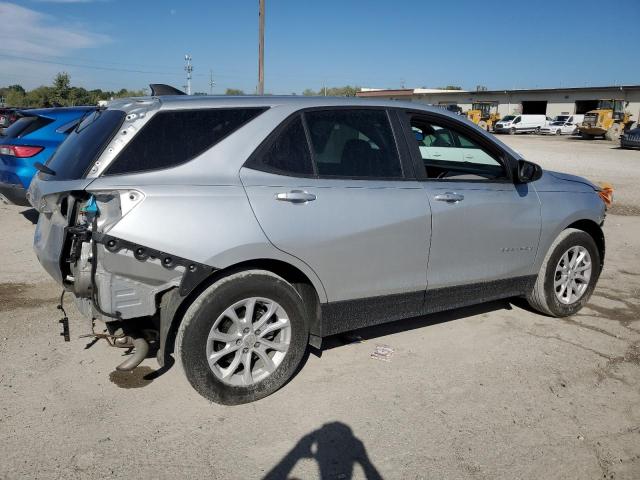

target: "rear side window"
[305,109,402,178]
[43,109,125,181]
[245,115,314,176]
[105,108,267,176]
[2,115,53,139]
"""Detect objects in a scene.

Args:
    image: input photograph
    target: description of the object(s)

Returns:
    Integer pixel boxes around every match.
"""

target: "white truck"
[494,114,547,134]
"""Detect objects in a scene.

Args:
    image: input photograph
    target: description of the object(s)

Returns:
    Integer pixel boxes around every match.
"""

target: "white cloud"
[0,2,109,57]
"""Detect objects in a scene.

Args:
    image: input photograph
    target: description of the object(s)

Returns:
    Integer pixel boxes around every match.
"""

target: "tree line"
[0,73,146,108]
[1,72,406,108]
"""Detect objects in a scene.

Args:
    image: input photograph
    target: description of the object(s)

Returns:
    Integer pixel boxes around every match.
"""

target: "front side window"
[304,109,402,178]
[410,116,507,180]
[105,107,267,176]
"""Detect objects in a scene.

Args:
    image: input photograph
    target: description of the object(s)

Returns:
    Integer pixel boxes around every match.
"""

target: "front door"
[241,108,431,305]
[406,112,541,289]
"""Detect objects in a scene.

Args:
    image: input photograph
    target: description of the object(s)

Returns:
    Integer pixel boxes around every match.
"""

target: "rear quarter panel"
[91,181,329,302]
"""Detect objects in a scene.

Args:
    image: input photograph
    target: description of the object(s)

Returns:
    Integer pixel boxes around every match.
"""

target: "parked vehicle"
[578,99,634,140]
[540,115,584,135]
[0,106,95,205]
[0,108,19,131]
[29,96,609,404]
[494,114,547,134]
[620,126,640,149]
[465,102,500,131]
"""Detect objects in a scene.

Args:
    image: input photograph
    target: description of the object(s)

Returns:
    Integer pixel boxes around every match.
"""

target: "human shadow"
[263,422,382,480]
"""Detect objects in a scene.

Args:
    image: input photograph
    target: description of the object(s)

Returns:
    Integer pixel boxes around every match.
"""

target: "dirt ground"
[0,135,639,480]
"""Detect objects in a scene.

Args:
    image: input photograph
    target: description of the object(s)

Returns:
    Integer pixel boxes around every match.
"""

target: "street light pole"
[258,0,265,95]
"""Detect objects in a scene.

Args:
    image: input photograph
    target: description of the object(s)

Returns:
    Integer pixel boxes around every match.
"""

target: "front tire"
[509,127,516,135]
[176,270,309,404]
[526,229,601,317]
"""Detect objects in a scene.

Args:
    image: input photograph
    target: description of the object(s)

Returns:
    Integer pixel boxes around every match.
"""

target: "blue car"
[0,106,95,206]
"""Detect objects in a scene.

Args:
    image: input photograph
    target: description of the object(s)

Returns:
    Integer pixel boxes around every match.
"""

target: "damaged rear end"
[29,98,202,371]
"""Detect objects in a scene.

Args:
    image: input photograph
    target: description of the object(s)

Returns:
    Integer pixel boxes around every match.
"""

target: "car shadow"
[321,298,514,352]
[262,421,383,480]
[19,208,39,224]
[119,298,518,389]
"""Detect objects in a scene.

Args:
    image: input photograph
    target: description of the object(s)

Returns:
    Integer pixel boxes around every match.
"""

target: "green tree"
[51,72,71,106]
[302,86,360,97]
[225,88,245,95]
[437,85,462,90]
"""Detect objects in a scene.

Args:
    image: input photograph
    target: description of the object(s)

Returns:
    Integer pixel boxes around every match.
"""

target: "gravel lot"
[1,135,639,480]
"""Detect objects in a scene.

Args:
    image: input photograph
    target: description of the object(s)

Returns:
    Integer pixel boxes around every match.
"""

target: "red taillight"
[0,145,44,158]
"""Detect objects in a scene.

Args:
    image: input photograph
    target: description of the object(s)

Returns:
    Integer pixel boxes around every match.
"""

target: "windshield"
[554,116,569,122]
[43,109,125,180]
[501,116,515,122]
[550,121,565,126]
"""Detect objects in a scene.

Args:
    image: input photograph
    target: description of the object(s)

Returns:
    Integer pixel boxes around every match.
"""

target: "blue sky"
[1,0,639,94]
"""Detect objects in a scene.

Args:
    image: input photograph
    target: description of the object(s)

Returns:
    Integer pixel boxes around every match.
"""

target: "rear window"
[245,114,314,176]
[104,108,267,176]
[2,115,53,139]
[43,109,126,180]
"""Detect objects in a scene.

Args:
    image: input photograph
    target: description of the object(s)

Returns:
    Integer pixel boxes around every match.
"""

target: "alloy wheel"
[553,246,592,304]
[206,297,291,386]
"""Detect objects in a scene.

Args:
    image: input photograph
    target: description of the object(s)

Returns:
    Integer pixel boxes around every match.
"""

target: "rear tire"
[526,229,600,317]
[176,270,309,405]
[535,127,541,134]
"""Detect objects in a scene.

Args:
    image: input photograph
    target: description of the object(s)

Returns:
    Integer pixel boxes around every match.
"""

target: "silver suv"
[29,96,607,404]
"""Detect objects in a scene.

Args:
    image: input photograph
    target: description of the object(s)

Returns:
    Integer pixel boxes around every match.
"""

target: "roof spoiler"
[149,84,187,96]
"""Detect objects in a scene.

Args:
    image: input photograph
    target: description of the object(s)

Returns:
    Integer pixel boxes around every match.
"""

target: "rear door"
[403,111,541,289]
[241,108,431,304]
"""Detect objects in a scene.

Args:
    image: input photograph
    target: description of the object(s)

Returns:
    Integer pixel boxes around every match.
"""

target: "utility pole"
[184,54,193,95]
[209,70,215,95]
[258,0,265,95]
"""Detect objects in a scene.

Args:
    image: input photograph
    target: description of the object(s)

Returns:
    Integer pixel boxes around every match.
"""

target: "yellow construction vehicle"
[466,102,501,131]
[577,99,633,140]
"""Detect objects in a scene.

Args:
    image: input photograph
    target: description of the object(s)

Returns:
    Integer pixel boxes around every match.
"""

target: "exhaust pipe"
[116,336,149,371]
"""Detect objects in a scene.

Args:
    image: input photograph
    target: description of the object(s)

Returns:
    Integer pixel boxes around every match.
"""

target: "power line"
[0,53,181,76]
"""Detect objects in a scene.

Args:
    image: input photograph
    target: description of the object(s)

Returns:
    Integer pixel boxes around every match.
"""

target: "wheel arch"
[566,218,605,267]
[157,258,324,366]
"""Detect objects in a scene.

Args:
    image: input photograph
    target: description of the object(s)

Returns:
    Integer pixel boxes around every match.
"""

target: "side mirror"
[516,159,542,183]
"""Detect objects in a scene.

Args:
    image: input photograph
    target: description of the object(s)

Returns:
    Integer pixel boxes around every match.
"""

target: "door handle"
[432,153,442,157]
[434,192,464,203]
[275,190,317,203]
[463,154,474,159]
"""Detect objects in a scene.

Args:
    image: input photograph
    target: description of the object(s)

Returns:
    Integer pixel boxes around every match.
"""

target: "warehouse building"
[356,85,640,120]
